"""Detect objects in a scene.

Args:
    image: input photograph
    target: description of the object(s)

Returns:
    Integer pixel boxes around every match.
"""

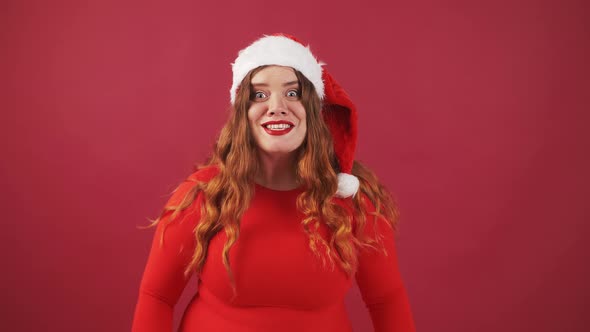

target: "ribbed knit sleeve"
[355,195,416,332]
[131,180,203,332]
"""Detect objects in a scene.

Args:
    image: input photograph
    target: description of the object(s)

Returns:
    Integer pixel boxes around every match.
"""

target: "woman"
[132,34,416,332]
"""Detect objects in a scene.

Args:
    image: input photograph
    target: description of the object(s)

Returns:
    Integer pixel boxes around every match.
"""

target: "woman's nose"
[267,94,288,115]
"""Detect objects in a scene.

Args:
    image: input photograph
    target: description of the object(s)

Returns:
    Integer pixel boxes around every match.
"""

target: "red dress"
[132,167,416,331]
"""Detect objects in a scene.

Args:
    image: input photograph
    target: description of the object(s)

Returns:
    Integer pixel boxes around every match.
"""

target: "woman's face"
[247,66,307,157]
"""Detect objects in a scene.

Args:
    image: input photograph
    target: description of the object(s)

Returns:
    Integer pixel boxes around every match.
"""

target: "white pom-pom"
[335,173,360,198]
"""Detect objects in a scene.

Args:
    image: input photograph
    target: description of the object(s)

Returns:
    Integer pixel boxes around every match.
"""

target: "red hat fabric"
[231,34,359,198]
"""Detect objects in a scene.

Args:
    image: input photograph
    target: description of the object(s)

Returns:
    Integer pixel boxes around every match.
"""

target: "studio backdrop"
[1,0,588,331]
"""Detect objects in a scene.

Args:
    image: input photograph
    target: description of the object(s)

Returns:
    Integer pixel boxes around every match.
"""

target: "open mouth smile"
[261,121,294,136]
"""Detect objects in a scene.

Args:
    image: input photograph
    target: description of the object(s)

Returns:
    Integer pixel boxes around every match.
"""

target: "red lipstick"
[261,121,295,136]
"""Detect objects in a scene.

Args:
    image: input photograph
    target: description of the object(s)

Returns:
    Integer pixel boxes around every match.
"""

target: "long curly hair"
[149,66,399,296]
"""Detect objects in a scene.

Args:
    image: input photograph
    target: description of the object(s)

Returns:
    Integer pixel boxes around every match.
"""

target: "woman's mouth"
[262,123,293,136]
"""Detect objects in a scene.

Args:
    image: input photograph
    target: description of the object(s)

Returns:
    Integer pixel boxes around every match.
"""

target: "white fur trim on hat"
[335,173,360,198]
[230,35,325,104]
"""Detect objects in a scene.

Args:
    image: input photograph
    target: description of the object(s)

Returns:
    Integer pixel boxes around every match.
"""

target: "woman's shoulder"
[331,192,374,212]
[164,165,219,209]
[185,164,220,183]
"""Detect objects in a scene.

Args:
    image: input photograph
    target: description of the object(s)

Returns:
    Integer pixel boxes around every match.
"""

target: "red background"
[1,0,588,331]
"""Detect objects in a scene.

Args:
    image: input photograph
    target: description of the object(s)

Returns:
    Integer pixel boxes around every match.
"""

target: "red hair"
[149,66,399,298]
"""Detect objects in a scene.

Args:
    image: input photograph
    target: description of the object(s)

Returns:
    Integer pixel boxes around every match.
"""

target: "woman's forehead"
[250,66,298,85]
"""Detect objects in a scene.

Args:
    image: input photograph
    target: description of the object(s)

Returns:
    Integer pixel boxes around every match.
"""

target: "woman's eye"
[286,90,300,98]
[253,91,267,99]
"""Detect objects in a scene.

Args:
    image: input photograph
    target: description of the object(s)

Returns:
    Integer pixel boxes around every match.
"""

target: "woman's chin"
[258,147,300,157]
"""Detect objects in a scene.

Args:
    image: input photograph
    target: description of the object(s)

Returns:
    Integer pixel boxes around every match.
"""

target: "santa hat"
[230,34,359,198]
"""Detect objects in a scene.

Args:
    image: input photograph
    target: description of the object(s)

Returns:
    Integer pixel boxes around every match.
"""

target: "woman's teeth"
[265,124,292,130]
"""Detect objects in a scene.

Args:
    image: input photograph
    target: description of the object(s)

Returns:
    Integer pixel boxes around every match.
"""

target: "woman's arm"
[355,195,416,332]
[131,180,203,332]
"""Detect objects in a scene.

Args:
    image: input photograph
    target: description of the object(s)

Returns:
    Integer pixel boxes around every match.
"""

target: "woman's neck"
[255,152,298,190]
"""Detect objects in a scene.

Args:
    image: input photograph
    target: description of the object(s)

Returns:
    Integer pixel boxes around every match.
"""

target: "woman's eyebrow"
[251,81,299,87]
